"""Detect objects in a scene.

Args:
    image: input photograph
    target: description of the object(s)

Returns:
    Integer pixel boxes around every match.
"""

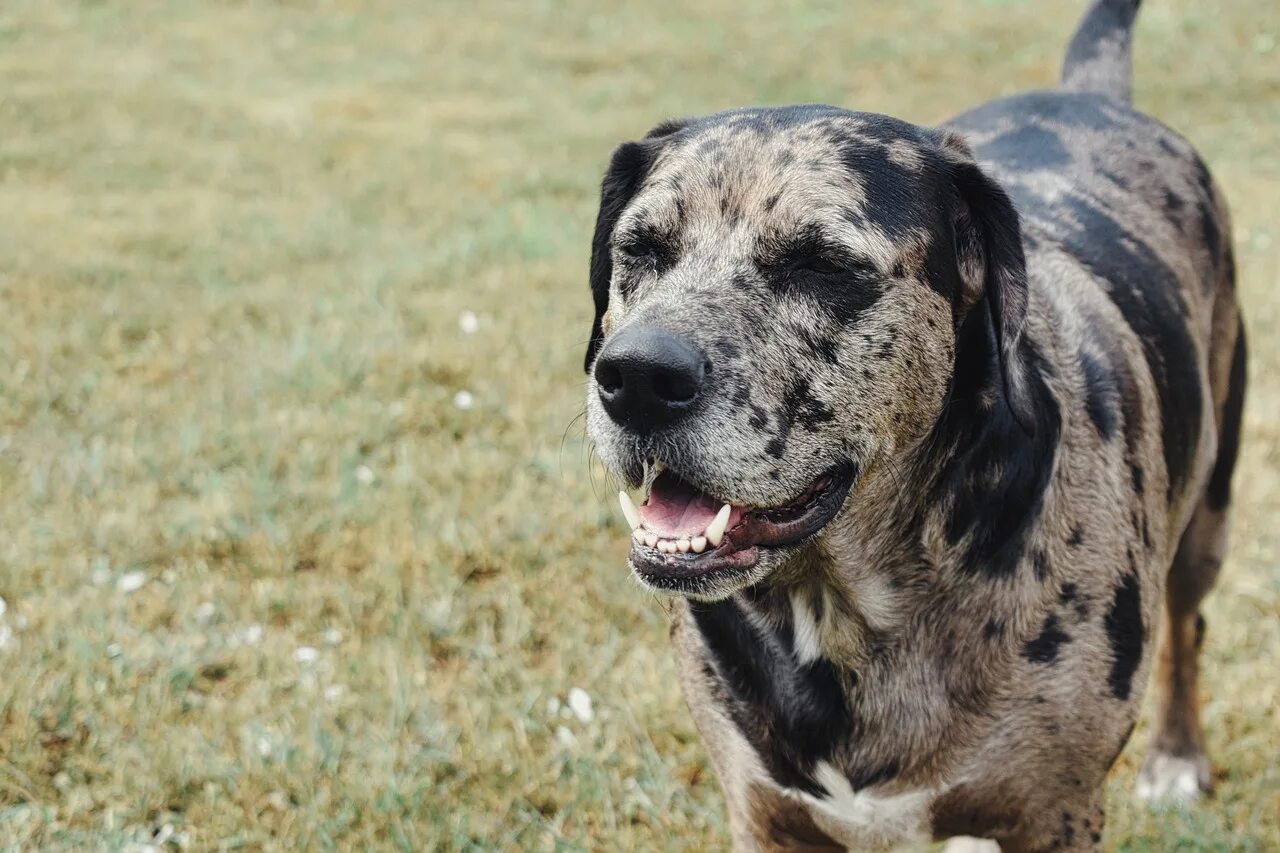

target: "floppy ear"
[940,132,1037,434]
[584,120,690,372]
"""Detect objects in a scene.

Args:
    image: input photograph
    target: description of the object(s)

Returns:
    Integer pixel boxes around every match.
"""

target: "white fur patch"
[793,761,933,846]
[942,837,1001,853]
[1136,753,1206,803]
[790,593,823,663]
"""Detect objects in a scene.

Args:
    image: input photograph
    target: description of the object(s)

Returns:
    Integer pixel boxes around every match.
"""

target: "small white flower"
[459,311,480,334]
[241,624,264,645]
[324,684,346,701]
[568,686,594,723]
[0,625,12,649]
[257,735,273,757]
[0,596,7,618]
[355,465,375,484]
[323,628,343,646]
[107,643,123,659]
[555,725,577,747]
[294,645,320,664]
[453,390,474,410]
[195,602,217,624]
[118,571,147,593]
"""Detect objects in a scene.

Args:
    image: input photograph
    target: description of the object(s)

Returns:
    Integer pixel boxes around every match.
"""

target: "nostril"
[651,366,701,404]
[596,361,624,395]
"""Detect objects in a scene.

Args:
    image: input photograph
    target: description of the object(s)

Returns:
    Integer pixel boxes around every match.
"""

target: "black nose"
[594,326,709,432]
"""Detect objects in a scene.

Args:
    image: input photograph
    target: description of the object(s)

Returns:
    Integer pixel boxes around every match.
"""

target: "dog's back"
[942,0,1246,819]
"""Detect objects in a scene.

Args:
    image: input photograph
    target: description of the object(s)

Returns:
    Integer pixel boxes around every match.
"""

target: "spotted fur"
[582,1,1243,848]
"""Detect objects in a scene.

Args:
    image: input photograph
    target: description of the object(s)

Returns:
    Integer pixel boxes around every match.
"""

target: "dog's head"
[583,106,1032,599]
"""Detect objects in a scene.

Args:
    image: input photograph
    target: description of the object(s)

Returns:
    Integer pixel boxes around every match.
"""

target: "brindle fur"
[582,2,1244,849]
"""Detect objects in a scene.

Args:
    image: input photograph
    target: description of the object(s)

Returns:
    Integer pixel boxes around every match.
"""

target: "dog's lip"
[628,462,858,586]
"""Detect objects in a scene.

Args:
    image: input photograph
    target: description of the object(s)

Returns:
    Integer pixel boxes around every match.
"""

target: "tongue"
[640,471,738,538]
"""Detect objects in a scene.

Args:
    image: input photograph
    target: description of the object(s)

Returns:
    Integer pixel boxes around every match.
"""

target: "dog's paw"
[1135,751,1211,804]
[942,837,1000,853]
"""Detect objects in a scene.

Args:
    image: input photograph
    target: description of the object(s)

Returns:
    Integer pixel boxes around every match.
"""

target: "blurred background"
[0,0,1276,848]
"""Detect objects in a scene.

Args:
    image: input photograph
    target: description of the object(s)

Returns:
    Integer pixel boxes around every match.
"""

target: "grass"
[0,0,1276,848]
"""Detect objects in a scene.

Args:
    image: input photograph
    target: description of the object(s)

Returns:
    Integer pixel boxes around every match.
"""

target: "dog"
[581,1,1245,849]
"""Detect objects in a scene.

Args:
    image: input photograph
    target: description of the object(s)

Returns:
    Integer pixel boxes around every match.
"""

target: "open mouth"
[616,462,858,590]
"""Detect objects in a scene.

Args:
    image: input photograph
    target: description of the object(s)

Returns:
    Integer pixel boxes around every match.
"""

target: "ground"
[0,0,1276,849]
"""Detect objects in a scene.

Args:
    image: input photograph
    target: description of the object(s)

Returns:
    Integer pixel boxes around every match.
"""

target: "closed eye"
[792,254,849,276]
[620,240,657,259]
[615,223,678,274]
[760,226,877,282]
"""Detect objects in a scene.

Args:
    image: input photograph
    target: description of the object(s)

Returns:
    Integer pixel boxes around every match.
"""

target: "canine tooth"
[644,533,658,548]
[691,536,708,553]
[705,503,732,547]
[676,539,690,553]
[618,491,642,530]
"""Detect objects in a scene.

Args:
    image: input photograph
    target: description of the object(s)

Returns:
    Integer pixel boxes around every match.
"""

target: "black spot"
[1129,461,1145,496]
[748,404,770,431]
[952,91,1125,143]
[1206,323,1246,511]
[1033,549,1049,581]
[981,124,1071,171]
[831,120,933,241]
[1023,613,1071,664]
[781,377,835,432]
[1058,583,1078,603]
[1068,524,1085,547]
[691,599,851,795]
[1163,189,1184,215]
[1079,350,1118,439]
[764,192,782,212]
[1104,572,1143,700]
[795,324,841,365]
[1098,167,1131,190]
[1060,194,1202,503]
[984,618,1005,640]
[765,437,786,459]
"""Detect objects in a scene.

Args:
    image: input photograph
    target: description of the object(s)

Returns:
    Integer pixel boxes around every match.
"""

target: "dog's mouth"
[616,462,858,592]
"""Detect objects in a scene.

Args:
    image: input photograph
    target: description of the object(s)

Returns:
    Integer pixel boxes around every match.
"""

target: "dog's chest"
[784,762,937,848]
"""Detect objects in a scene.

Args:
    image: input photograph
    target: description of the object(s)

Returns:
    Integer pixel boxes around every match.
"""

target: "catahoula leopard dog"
[580,1,1245,849]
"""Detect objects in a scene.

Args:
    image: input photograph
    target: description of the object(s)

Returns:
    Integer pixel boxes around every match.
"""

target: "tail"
[1060,0,1142,103]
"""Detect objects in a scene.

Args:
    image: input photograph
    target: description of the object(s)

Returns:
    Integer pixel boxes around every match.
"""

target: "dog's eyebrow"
[613,218,674,249]
[756,224,879,273]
